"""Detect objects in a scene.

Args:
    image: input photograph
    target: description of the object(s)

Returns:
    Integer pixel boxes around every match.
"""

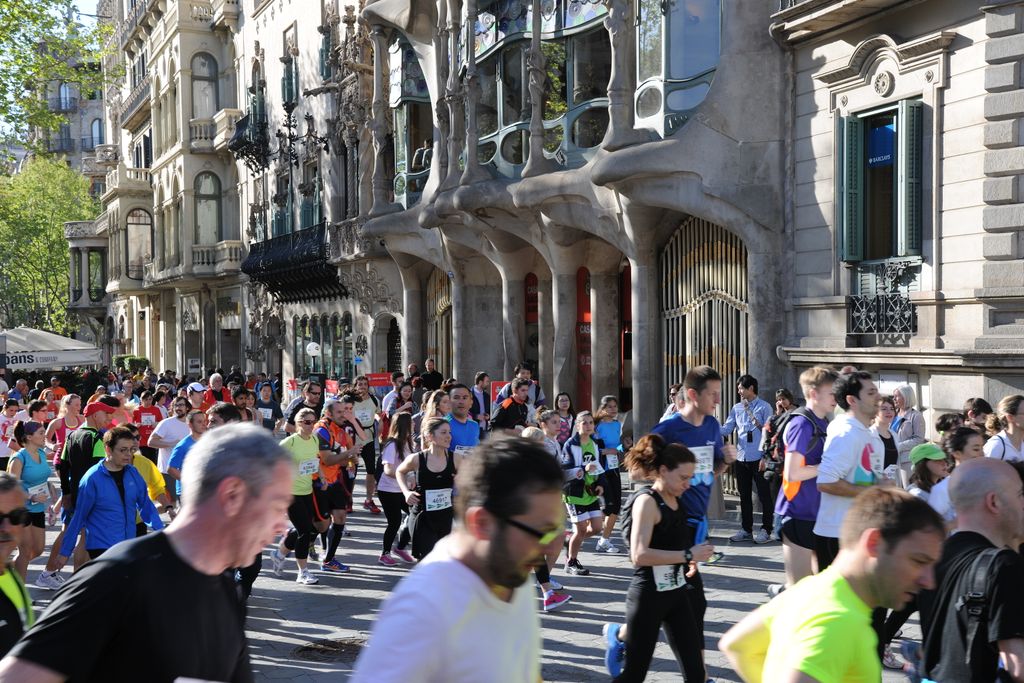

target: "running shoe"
[392,548,416,564]
[378,552,400,567]
[729,530,753,543]
[596,538,623,554]
[321,559,350,573]
[296,569,319,585]
[549,578,564,591]
[35,571,62,591]
[602,623,625,677]
[542,591,572,612]
[766,583,785,598]
[882,645,903,671]
[270,549,286,577]
[753,529,772,544]
[308,541,320,562]
[363,499,382,515]
[565,559,590,576]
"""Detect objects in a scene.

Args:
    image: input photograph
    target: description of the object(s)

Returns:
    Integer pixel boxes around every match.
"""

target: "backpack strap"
[956,547,1003,670]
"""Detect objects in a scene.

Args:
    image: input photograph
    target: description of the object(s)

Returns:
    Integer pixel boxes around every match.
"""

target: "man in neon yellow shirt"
[720,487,944,682]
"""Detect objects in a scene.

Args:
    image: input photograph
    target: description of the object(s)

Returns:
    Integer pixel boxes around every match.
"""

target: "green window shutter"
[898,99,924,256]
[841,115,864,262]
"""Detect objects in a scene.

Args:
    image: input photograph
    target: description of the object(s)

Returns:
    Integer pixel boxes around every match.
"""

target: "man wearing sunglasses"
[0,473,32,656]
[284,381,324,434]
[351,438,565,683]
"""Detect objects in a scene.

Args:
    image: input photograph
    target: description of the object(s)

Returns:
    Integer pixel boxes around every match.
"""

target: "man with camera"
[721,374,775,544]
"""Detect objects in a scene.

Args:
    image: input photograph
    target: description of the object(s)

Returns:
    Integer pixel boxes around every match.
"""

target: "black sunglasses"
[0,508,31,527]
[298,419,316,425]
[499,516,562,545]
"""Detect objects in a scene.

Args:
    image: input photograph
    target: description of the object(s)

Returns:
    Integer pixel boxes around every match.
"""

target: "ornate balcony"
[846,257,921,347]
[212,0,239,31]
[121,74,151,130]
[188,118,215,153]
[241,223,348,303]
[48,97,77,113]
[47,137,75,153]
[103,164,151,201]
[192,240,244,278]
[771,0,912,43]
[213,108,243,152]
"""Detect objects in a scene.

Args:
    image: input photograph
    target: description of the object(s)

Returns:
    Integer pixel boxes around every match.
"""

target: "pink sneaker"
[543,591,573,612]
[378,553,399,567]
[392,548,416,564]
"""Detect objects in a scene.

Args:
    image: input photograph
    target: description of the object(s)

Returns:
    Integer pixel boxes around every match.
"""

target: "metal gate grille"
[660,218,749,494]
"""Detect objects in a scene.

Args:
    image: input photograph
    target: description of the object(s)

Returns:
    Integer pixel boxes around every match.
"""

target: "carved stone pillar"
[522,0,558,177]
[434,0,451,181]
[460,0,490,185]
[589,270,621,408]
[441,0,465,191]
[601,0,645,150]
[368,25,390,215]
[630,248,660,435]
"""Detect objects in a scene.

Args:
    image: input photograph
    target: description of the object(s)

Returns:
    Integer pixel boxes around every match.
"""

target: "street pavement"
[23,501,913,682]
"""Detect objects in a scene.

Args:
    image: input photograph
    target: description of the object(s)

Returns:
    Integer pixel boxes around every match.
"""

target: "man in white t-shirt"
[813,370,889,570]
[350,438,565,683]
[0,400,18,461]
[147,397,191,507]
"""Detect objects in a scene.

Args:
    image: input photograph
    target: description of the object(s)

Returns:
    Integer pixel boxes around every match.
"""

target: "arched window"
[194,172,221,245]
[58,82,73,109]
[125,209,153,280]
[191,53,219,119]
[90,118,104,148]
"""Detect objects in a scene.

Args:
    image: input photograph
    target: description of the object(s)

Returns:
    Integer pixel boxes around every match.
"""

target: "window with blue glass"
[839,100,923,262]
[390,36,431,208]
[635,0,720,137]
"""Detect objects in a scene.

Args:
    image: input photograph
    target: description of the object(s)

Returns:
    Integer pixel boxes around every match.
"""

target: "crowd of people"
[0,358,1019,682]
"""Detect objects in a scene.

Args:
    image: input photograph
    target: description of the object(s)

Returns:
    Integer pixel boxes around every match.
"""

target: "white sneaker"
[270,549,285,577]
[753,529,772,544]
[35,571,62,591]
[549,578,564,591]
[597,538,623,554]
[296,569,319,585]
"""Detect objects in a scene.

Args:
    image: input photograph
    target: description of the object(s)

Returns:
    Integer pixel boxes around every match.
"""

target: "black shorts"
[28,512,45,529]
[565,499,602,523]
[313,482,350,520]
[360,439,376,476]
[781,518,816,550]
[602,471,623,516]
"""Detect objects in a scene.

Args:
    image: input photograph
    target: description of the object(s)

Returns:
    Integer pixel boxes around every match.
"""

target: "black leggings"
[614,579,705,682]
[378,491,410,553]
[283,494,317,561]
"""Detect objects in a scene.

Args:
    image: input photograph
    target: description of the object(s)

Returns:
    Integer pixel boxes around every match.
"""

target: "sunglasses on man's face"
[299,419,315,425]
[0,508,31,527]
[499,516,563,545]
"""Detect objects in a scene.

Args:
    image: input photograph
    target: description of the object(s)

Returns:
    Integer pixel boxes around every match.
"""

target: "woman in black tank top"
[397,417,462,559]
[601,434,716,682]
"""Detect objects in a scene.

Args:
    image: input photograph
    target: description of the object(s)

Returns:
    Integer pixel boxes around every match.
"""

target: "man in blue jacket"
[56,426,163,564]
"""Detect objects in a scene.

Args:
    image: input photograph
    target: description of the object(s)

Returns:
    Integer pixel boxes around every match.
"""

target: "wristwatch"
[683,549,693,563]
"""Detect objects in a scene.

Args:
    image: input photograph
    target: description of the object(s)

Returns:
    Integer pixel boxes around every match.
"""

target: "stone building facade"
[773,0,1024,432]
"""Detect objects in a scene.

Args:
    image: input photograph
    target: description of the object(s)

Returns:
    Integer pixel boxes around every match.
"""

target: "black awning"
[241,224,348,303]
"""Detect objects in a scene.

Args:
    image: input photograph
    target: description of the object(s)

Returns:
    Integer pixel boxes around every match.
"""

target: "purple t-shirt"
[774,411,828,521]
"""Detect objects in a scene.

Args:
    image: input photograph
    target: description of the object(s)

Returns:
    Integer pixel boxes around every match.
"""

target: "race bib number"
[141,413,156,426]
[453,445,473,455]
[691,445,714,475]
[355,409,373,426]
[425,487,453,512]
[605,453,619,471]
[27,483,49,501]
[651,563,687,592]
[259,408,273,421]
[298,458,319,476]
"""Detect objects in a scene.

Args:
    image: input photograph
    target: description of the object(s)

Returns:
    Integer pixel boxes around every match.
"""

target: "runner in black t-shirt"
[919,457,1024,682]
[0,423,294,683]
[491,378,531,435]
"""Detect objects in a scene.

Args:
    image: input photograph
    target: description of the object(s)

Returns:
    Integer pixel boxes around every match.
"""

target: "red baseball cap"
[83,402,117,417]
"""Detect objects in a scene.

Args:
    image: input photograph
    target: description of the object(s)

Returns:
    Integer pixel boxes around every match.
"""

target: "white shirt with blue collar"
[721,397,773,462]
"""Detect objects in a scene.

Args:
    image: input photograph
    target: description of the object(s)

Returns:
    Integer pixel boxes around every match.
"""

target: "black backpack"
[766,407,827,461]
[956,547,1014,682]
[620,486,671,549]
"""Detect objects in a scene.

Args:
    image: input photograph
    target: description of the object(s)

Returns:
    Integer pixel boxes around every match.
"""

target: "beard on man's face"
[486,525,539,590]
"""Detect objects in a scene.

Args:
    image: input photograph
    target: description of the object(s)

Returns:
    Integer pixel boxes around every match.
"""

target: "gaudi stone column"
[630,249,660,435]
[399,268,425,371]
[551,270,578,402]
[502,271,526,380]
[589,269,621,409]
[537,274,554,391]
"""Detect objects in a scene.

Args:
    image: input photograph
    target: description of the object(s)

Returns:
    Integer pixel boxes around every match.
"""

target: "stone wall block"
[984,146,1024,174]
[987,8,1022,43]
[984,120,1020,149]
[986,62,1021,93]
[983,232,1021,260]
[983,203,1024,232]
[985,91,1024,120]
[983,259,1024,289]
[984,176,1019,204]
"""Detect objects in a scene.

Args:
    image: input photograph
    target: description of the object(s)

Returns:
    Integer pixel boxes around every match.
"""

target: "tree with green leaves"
[0,156,98,333]
[0,0,111,143]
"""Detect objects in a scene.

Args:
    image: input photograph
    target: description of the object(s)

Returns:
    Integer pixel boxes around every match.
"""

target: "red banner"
[326,380,339,395]
[367,372,391,388]
[491,380,509,403]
